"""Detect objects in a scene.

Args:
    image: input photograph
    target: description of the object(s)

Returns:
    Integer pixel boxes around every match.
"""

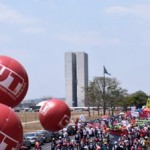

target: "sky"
[0,0,150,101]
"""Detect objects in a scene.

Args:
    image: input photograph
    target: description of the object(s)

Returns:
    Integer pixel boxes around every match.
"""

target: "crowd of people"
[50,113,150,150]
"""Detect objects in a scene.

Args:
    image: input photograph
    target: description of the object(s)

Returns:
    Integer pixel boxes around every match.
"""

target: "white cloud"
[105,4,150,19]
[131,4,150,18]
[0,2,37,23]
[105,6,129,14]
[55,32,122,46]
[31,0,56,7]
[0,34,12,43]
[21,28,47,34]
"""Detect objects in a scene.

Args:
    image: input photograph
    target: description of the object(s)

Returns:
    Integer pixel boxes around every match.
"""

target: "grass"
[16,110,102,133]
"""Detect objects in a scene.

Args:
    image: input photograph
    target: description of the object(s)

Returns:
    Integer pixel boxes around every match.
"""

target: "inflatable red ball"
[0,55,29,108]
[39,99,71,131]
[0,103,23,150]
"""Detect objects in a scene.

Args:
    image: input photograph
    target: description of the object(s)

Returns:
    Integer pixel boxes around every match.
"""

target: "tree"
[116,90,148,111]
[117,95,130,111]
[128,91,148,108]
[106,86,128,115]
[85,76,127,115]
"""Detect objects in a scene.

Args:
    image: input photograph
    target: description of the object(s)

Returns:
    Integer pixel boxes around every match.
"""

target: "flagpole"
[103,66,106,115]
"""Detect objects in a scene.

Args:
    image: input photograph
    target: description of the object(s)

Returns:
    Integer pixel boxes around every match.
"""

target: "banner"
[146,98,150,108]
[79,114,85,122]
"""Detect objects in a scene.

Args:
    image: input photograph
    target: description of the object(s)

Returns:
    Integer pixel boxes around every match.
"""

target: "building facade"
[65,52,88,107]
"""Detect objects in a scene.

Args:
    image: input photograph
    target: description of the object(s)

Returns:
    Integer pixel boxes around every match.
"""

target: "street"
[30,136,75,150]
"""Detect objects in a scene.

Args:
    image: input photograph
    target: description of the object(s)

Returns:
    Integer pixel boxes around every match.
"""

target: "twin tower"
[65,52,88,107]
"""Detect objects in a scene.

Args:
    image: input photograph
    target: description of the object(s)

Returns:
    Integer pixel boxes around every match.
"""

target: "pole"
[102,66,111,115]
[103,69,106,115]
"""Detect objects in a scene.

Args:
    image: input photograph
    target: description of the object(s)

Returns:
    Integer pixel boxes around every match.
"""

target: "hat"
[124,140,128,143]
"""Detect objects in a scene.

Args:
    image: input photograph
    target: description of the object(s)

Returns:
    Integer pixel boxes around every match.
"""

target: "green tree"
[128,91,148,108]
[117,91,148,111]
[117,95,130,111]
[106,86,128,115]
[85,76,127,115]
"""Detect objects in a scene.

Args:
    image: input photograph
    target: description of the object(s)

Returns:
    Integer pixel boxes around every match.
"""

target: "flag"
[137,108,143,114]
[103,66,111,75]
[146,98,150,108]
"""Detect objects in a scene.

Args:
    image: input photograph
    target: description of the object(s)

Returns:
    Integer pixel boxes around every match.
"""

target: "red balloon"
[0,103,23,150]
[39,99,71,131]
[0,55,29,108]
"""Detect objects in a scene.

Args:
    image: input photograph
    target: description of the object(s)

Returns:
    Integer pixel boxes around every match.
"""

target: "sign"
[131,106,136,112]
[79,114,85,122]
[131,111,139,118]
[109,129,128,136]
[146,98,150,108]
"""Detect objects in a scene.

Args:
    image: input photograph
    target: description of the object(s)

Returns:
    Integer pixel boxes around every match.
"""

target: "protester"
[35,140,41,150]
[24,109,150,150]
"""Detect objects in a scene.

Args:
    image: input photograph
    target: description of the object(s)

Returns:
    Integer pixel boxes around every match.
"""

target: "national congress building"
[65,52,88,107]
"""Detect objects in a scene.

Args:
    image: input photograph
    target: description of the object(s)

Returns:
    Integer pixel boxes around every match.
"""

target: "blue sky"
[0,0,150,100]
